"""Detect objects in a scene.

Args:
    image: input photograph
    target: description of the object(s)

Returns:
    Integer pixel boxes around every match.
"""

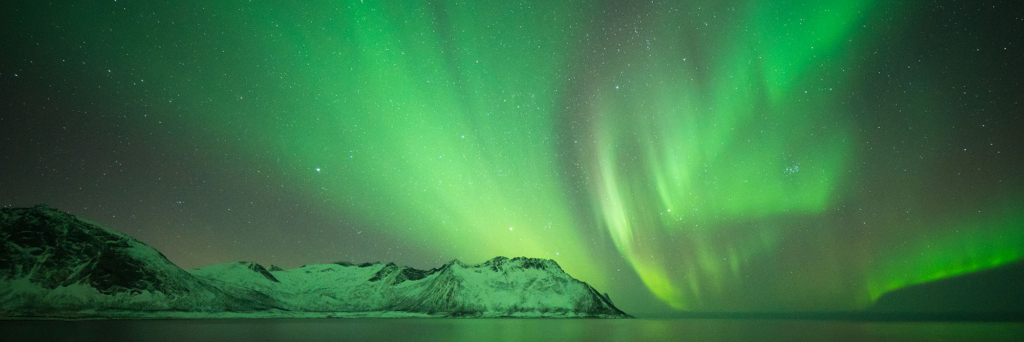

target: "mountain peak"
[31,203,59,211]
[474,256,563,273]
[239,261,279,282]
[2,205,629,318]
[444,259,466,268]
[0,205,270,314]
[488,256,510,263]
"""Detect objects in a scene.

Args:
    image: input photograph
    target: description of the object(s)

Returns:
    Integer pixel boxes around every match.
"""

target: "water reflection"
[2,319,1022,342]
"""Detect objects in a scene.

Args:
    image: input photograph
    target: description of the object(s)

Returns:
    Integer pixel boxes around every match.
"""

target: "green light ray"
[584,0,875,309]
[867,202,1024,302]
[249,0,607,285]
[46,0,1020,312]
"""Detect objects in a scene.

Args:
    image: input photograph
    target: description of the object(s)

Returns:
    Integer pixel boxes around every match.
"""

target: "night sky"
[2,0,1022,315]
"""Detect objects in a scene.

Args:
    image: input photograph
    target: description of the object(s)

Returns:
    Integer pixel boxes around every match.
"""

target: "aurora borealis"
[2,0,1022,315]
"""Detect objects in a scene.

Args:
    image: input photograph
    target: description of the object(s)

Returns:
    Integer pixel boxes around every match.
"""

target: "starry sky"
[2,0,1022,314]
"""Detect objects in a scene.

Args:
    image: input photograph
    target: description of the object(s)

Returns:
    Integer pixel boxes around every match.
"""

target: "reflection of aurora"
[11,0,1022,312]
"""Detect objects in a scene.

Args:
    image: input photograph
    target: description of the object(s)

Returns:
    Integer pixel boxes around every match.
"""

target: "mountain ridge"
[190,254,626,317]
[0,205,629,318]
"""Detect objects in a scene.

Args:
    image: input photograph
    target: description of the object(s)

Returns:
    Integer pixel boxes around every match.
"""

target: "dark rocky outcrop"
[241,262,278,282]
[1,205,173,294]
[0,205,271,314]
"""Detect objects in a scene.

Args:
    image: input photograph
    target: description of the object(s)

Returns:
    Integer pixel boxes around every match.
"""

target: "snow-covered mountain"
[0,205,269,317]
[192,257,627,317]
[0,205,628,318]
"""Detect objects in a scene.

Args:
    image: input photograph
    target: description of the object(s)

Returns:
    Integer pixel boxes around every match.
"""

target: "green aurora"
[2,0,1021,313]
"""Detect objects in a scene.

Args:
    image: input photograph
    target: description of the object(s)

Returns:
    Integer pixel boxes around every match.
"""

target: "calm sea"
[2,318,1022,342]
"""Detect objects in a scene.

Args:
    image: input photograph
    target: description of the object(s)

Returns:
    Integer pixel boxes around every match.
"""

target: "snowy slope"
[0,205,267,317]
[0,205,629,318]
[192,257,629,317]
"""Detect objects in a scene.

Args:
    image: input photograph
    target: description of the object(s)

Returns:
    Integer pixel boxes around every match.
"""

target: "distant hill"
[192,257,625,317]
[0,205,628,318]
[871,261,1024,314]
